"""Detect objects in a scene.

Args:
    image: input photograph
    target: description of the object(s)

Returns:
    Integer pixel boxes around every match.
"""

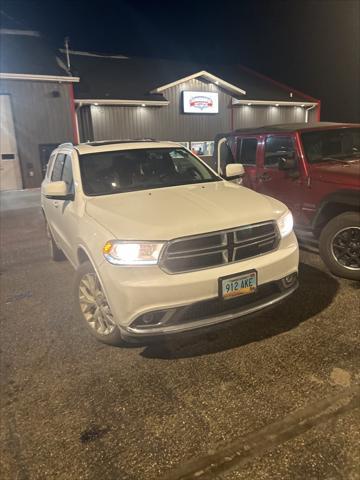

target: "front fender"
[312,189,360,229]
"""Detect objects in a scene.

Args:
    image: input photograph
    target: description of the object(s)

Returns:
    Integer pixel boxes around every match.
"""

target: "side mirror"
[278,156,298,171]
[44,181,74,200]
[225,163,245,179]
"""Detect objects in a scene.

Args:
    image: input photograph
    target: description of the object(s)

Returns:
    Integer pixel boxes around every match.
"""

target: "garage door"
[0,95,22,191]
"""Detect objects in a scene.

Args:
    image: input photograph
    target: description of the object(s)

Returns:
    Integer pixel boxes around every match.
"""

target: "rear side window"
[51,153,66,181]
[237,138,258,165]
[265,136,295,167]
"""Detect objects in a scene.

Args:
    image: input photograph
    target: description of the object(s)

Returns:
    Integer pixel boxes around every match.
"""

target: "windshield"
[79,147,220,196]
[301,128,360,163]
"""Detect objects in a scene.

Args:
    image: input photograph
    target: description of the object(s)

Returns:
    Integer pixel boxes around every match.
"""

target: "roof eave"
[232,99,319,107]
[150,70,246,96]
[75,99,169,106]
[0,73,80,82]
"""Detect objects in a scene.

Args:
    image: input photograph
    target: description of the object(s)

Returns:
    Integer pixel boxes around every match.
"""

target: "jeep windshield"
[79,147,221,196]
[301,127,360,164]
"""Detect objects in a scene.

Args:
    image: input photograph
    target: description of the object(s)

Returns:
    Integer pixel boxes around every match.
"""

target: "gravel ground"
[0,190,359,480]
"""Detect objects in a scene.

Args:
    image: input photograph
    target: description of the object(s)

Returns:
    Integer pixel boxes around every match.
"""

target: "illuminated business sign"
[183,91,219,114]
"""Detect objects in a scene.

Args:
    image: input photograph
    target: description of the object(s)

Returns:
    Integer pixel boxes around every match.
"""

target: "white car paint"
[41,141,299,340]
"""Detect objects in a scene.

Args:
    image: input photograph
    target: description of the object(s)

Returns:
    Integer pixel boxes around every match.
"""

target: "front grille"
[161,221,279,274]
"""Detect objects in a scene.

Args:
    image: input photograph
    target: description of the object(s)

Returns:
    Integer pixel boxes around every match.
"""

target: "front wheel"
[74,261,124,345]
[319,212,360,280]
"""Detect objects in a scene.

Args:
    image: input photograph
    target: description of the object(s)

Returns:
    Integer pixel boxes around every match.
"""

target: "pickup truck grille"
[161,221,279,274]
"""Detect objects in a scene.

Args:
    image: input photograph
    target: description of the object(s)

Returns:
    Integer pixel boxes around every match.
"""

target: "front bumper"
[122,279,298,340]
[97,232,299,337]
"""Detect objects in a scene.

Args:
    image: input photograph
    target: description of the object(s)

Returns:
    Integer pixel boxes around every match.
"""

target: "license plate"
[220,270,257,300]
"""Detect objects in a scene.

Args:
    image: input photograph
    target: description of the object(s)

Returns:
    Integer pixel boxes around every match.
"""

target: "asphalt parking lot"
[0,190,359,480]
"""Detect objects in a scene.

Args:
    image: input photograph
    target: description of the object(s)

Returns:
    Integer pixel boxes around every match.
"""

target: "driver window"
[264,136,295,168]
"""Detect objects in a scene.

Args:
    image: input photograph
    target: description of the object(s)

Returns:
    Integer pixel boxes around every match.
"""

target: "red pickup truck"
[214,123,360,280]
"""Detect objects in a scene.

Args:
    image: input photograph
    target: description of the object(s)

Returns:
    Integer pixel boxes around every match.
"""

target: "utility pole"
[64,37,70,71]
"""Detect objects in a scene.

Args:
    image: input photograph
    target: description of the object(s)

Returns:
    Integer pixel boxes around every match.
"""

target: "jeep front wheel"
[319,212,360,280]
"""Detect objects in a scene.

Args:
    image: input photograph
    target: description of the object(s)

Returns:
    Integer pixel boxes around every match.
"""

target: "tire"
[319,212,360,280]
[74,261,125,346]
[46,223,65,261]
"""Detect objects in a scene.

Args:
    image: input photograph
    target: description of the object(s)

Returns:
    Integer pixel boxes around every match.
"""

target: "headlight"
[277,211,293,238]
[103,241,165,265]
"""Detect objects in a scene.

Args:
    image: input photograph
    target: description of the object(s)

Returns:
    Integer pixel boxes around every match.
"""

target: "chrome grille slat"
[167,233,227,254]
[234,234,277,249]
[234,232,277,245]
[161,221,279,274]
[167,246,228,259]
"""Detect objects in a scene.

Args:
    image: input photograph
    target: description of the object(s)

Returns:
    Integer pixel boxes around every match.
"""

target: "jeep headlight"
[277,211,293,238]
[103,241,165,265]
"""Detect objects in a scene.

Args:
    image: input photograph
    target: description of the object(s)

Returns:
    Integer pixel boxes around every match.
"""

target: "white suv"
[41,140,299,345]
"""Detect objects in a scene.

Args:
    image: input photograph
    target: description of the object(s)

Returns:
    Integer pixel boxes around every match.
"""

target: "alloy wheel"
[331,226,360,271]
[78,273,116,335]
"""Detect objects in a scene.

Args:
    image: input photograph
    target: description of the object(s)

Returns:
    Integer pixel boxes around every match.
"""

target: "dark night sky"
[1,0,360,122]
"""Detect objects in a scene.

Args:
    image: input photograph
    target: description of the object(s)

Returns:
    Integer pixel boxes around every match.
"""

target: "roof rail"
[82,138,158,147]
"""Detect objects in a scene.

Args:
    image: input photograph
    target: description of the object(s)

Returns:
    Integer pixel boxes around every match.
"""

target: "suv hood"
[310,158,360,187]
[85,181,286,240]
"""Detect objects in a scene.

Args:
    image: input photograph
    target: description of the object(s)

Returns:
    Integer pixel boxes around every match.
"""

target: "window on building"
[51,153,66,181]
[237,138,258,165]
[264,136,295,168]
[190,141,214,156]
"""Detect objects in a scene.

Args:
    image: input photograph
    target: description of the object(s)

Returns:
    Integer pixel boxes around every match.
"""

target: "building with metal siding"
[0,29,320,189]
[0,29,78,189]
[0,80,75,188]
[70,53,320,151]
[88,79,233,142]
[86,85,318,145]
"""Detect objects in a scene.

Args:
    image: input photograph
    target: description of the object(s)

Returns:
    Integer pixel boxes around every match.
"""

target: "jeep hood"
[85,181,286,240]
[309,159,360,187]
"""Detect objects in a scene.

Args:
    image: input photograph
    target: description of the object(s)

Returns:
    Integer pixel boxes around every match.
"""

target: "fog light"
[133,311,166,328]
[142,313,158,325]
[281,273,297,288]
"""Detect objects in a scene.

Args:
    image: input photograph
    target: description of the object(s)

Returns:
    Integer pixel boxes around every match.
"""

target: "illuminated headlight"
[103,241,165,265]
[277,211,294,238]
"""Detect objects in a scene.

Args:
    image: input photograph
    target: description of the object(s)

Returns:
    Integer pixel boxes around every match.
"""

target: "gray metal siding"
[308,107,318,123]
[88,79,317,145]
[232,105,307,129]
[89,79,233,142]
[77,106,94,142]
[0,80,74,188]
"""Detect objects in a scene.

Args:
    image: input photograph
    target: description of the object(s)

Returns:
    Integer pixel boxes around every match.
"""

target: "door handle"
[258,172,272,182]
[53,201,59,208]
